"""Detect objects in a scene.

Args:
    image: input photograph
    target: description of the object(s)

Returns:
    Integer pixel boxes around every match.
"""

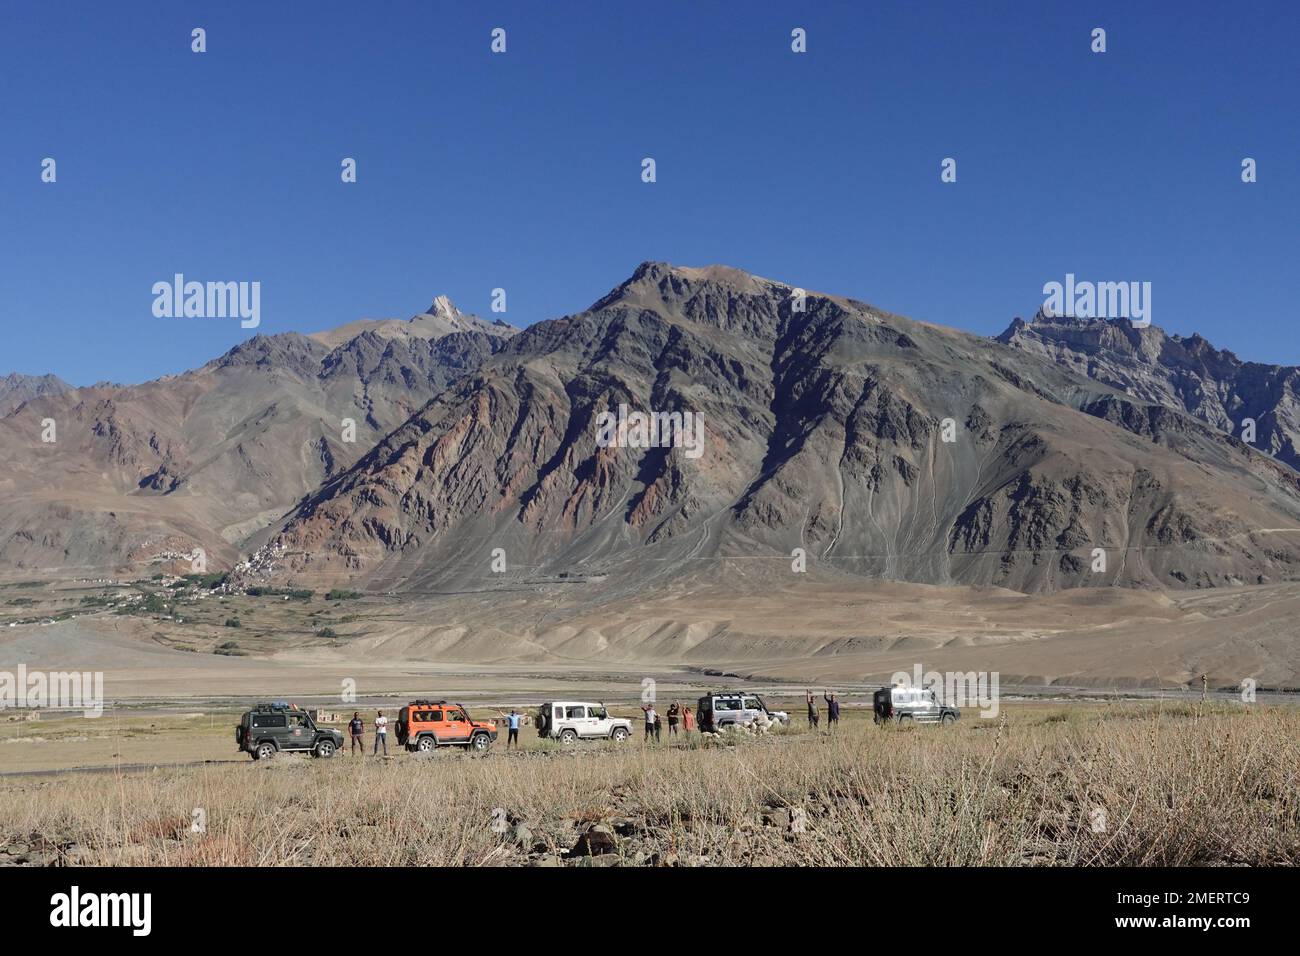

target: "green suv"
[236,703,343,760]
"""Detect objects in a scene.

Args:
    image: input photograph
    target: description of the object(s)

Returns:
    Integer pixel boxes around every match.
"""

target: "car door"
[253,711,288,748]
[286,712,312,749]
[919,689,941,723]
[588,705,610,736]
[564,705,586,737]
[715,697,737,726]
[421,709,443,743]
[444,707,472,743]
[742,696,762,724]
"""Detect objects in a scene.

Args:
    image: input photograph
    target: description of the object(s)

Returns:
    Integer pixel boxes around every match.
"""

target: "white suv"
[698,692,790,732]
[536,701,632,743]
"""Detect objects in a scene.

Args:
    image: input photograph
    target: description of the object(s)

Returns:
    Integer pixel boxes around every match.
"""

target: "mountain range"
[4,263,1300,598]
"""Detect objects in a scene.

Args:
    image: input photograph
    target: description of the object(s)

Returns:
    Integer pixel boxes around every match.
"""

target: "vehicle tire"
[559,729,578,745]
[940,713,955,727]
[611,727,629,742]
[255,742,276,760]
[314,739,336,758]
[416,735,436,754]
[470,733,491,753]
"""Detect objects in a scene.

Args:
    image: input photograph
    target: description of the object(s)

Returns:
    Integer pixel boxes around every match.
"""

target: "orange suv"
[395,700,498,753]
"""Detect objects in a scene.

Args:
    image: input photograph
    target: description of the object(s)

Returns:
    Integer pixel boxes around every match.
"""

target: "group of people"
[640,700,695,741]
[341,693,841,756]
[805,690,840,730]
[347,710,389,754]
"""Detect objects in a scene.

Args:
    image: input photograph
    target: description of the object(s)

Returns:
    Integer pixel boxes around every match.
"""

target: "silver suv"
[873,685,960,725]
[697,692,789,732]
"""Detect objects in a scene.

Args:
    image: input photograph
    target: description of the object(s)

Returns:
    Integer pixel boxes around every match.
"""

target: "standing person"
[824,691,840,730]
[667,701,680,738]
[348,711,365,754]
[682,705,695,736]
[504,709,521,749]
[806,691,820,731]
[641,703,657,742]
[372,710,388,756]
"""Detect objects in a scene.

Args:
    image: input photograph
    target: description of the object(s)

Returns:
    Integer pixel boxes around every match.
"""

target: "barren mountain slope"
[999,311,1300,470]
[0,372,74,415]
[0,300,514,574]
[246,262,1300,594]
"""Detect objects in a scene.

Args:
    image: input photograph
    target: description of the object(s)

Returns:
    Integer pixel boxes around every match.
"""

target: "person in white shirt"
[372,710,388,755]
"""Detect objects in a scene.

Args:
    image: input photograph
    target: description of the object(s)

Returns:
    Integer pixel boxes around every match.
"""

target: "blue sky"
[2,0,1296,384]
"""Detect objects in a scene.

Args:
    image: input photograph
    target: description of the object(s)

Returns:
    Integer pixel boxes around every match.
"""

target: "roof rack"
[408,699,447,706]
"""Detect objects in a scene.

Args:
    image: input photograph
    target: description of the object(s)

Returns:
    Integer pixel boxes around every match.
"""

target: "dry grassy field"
[2,702,1296,867]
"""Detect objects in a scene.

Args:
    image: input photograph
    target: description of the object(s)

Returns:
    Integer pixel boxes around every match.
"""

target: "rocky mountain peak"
[0,371,75,415]
[589,260,789,315]
[424,295,461,321]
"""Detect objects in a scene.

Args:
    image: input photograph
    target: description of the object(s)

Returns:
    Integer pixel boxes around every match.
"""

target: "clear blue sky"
[2,0,1296,384]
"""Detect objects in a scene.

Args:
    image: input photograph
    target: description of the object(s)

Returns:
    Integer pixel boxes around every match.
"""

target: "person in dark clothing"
[504,709,521,749]
[667,701,680,737]
[806,691,820,730]
[824,692,840,729]
[348,712,365,754]
[653,712,662,742]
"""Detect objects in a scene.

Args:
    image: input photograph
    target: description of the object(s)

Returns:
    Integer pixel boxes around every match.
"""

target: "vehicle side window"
[566,706,585,719]
[252,714,287,729]
[590,707,607,719]
[449,710,467,722]
[743,698,760,710]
